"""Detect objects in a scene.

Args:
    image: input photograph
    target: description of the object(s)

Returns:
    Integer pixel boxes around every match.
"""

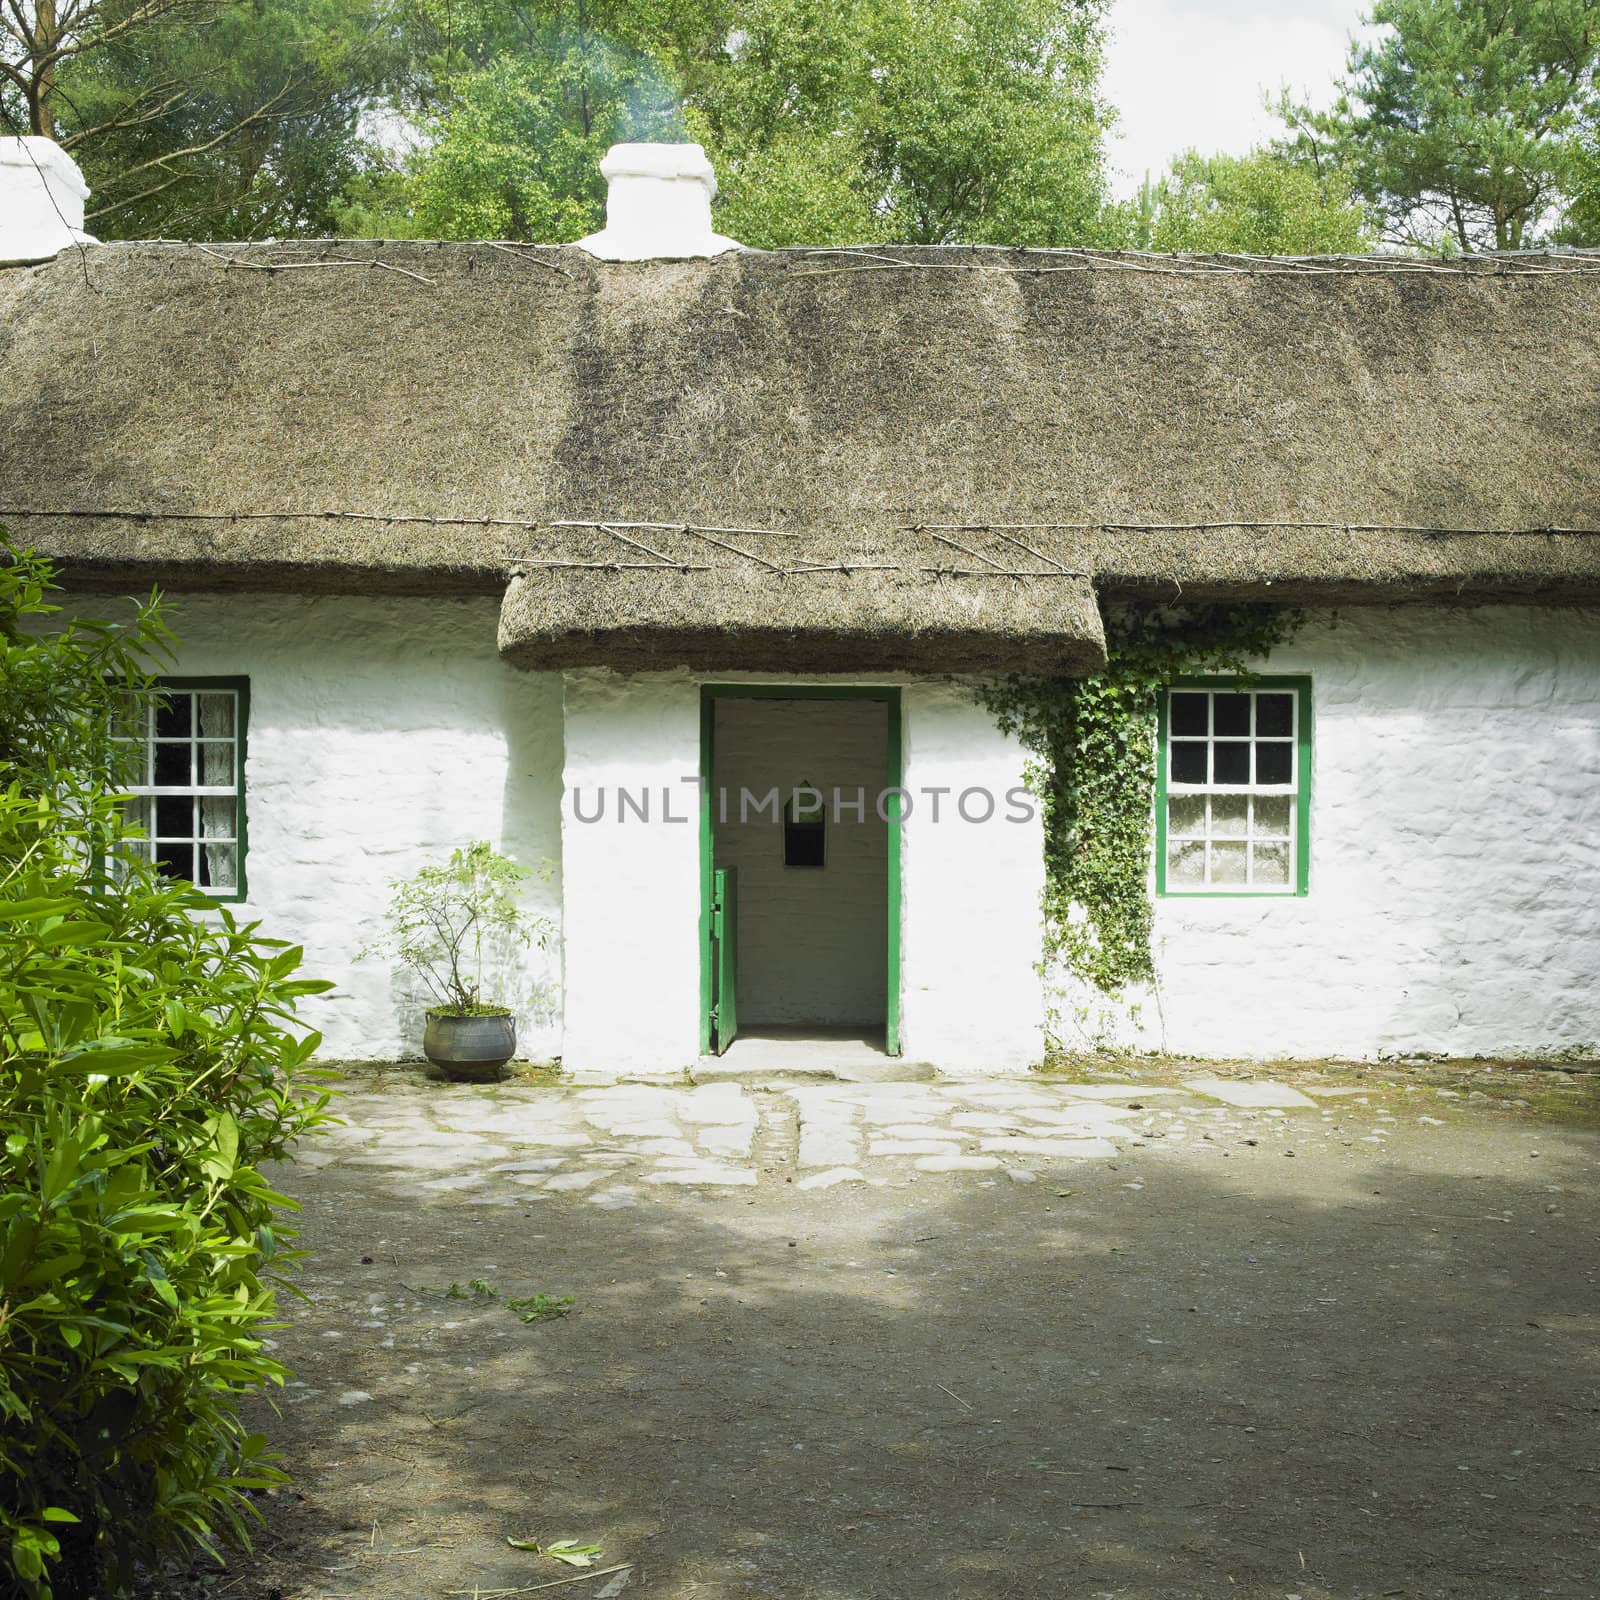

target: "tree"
[339,0,1118,248]
[1560,117,1600,240]
[3,0,398,240]
[689,0,1115,248]
[1283,0,1600,251]
[1115,147,1375,255]
[337,0,686,240]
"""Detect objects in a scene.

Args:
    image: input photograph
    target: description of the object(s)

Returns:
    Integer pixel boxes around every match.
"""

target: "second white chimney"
[0,137,95,266]
[575,143,741,262]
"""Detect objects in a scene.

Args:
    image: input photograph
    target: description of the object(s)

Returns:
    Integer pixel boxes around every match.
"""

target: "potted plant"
[360,840,550,1081]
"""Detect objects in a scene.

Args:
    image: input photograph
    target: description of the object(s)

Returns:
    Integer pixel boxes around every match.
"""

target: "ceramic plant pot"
[423,1010,517,1082]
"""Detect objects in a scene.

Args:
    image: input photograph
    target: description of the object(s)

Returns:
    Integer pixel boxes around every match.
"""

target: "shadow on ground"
[195,1098,1597,1600]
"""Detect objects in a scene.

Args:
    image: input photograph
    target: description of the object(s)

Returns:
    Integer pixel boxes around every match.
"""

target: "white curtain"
[197,694,237,890]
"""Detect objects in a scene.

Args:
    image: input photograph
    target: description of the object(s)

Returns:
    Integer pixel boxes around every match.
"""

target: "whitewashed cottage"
[2,137,1597,1074]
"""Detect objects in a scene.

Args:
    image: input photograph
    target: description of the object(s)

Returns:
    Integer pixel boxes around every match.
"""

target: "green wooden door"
[712,866,739,1054]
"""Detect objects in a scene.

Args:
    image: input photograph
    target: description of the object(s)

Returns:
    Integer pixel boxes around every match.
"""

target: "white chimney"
[0,137,95,265]
[574,142,740,262]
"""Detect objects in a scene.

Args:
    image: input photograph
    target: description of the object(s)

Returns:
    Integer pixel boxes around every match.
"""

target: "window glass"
[1209,842,1249,884]
[1253,796,1293,837]
[1213,694,1250,736]
[1171,743,1207,784]
[1170,693,1209,736]
[1209,796,1249,837]
[1212,742,1251,784]
[1256,694,1294,737]
[1255,743,1293,785]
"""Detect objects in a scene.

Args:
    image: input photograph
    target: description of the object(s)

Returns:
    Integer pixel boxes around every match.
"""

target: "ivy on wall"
[979,603,1305,997]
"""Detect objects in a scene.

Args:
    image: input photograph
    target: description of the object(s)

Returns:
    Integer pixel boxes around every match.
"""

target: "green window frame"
[1155,676,1311,898]
[124,676,250,902]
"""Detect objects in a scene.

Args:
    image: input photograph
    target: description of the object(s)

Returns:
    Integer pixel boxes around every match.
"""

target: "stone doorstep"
[541,1170,606,1191]
[345,1148,510,1170]
[696,1130,756,1157]
[798,1140,864,1170]
[1019,1106,1139,1126]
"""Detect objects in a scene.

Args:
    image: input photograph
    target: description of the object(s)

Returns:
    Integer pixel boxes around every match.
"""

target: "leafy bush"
[359,839,551,1016]
[0,543,333,1599]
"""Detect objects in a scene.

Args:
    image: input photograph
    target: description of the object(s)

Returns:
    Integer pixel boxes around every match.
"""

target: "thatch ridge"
[3,240,1599,664]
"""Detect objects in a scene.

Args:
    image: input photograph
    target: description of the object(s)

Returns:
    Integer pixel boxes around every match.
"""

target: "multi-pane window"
[1158,680,1310,896]
[125,680,247,898]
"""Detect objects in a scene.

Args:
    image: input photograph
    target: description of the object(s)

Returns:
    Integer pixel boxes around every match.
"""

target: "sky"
[1100,0,1372,197]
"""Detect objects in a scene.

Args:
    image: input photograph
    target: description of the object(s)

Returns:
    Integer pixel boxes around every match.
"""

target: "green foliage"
[339,0,1116,246]
[507,1293,574,1323]
[337,0,688,240]
[1560,118,1600,241]
[0,542,334,1599]
[359,840,551,1014]
[505,1535,602,1565]
[47,0,401,240]
[690,0,1115,248]
[1281,0,1600,251]
[1112,148,1375,255]
[978,605,1303,1002]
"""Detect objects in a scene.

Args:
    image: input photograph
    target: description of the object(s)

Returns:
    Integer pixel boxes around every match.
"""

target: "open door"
[711,865,738,1054]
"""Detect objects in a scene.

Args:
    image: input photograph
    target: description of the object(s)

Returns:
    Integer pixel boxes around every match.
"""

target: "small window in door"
[784,784,825,868]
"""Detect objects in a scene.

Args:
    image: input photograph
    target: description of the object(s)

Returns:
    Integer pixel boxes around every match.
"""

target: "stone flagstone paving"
[304,1069,1358,1205]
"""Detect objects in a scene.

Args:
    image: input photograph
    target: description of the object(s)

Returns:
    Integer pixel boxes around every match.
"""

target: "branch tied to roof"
[522,520,1090,579]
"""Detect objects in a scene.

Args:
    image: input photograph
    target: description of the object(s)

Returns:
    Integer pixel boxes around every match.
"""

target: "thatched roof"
[2,240,1598,669]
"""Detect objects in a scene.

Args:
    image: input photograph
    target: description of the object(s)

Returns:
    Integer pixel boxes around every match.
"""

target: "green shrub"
[0,544,333,1599]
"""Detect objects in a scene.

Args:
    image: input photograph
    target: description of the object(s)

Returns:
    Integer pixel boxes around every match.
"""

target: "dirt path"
[175,1061,1600,1600]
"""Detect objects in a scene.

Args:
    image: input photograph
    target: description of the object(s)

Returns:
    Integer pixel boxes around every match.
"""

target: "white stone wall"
[559,671,1046,1075]
[138,594,565,1062]
[901,680,1047,1073]
[711,697,890,1027]
[558,671,704,1073]
[79,594,1599,1072]
[1061,604,1600,1061]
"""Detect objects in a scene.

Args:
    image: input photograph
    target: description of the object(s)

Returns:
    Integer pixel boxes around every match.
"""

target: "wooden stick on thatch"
[598,524,703,571]
[783,562,901,574]
[677,526,789,573]
[924,529,1016,573]
[192,243,435,286]
[482,241,577,278]
[550,519,800,538]
[516,560,713,571]
[988,526,1079,574]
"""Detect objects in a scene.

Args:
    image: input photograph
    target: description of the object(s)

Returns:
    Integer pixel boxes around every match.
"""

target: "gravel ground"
[158,1058,1600,1600]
